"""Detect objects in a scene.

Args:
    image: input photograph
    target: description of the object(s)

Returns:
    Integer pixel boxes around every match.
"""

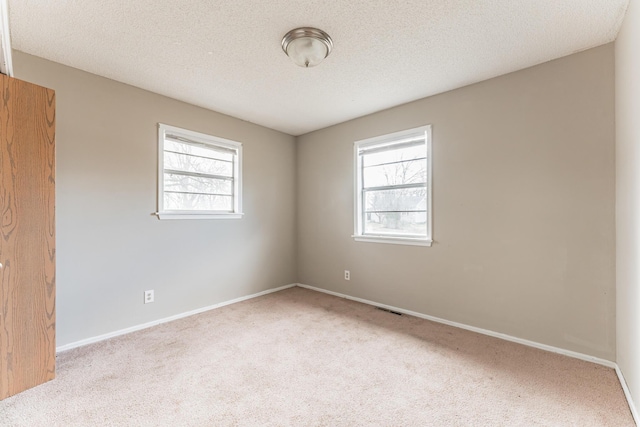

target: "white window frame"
[156,123,243,220]
[353,125,432,246]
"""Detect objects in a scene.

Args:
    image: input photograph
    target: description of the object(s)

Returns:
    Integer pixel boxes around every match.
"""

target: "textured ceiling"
[10,0,628,136]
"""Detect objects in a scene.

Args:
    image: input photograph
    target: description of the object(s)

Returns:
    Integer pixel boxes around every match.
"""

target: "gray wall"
[297,44,616,360]
[14,44,618,364]
[616,0,640,415]
[14,52,298,348]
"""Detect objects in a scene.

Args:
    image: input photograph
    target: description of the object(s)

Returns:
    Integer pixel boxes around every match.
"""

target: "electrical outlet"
[144,290,155,304]
[344,270,350,281]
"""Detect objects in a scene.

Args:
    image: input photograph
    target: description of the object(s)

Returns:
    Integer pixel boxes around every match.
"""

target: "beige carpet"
[0,287,634,426]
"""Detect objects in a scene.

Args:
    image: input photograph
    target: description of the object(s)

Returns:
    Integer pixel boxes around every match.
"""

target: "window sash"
[358,136,425,156]
[362,210,427,239]
[164,168,234,182]
[361,186,428,237]
[362,182,426,192]
[165,134,238,156]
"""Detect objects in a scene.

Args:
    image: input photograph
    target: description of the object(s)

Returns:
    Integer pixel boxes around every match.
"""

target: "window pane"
[165,140,234,162]
[364,187,427,212]
[164,173,232,195]
[363,158,426,188]
[164,150,233,177]
[364,211,427,236]
[164,193,233,211]
[363,143,426,167]
[355,126,430,240]
[159,125,243,217]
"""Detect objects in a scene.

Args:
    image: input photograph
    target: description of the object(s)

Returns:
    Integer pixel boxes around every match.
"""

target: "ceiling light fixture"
[281,27,333,68]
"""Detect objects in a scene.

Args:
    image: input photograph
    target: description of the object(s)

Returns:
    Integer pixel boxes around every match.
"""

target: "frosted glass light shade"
[282,28,333,68]
[286,37,328,67]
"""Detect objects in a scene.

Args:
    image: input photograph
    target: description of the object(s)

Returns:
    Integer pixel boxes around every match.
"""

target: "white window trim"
[156,123,243,220]
[353,125,433,247]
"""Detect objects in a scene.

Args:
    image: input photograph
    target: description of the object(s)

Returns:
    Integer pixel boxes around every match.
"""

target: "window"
[156,124,243,220]
[354,125,432,246]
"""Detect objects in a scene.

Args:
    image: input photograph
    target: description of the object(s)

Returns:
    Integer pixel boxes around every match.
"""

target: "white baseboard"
[56,284,297,353]
[295,284,616,367]
[616,366,640,426]
[296,284,640,424]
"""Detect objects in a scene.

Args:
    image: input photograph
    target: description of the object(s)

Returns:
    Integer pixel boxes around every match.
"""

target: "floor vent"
[376,307,403,316]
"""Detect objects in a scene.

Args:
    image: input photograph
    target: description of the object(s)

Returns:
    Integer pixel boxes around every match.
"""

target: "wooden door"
[0,73,56,399]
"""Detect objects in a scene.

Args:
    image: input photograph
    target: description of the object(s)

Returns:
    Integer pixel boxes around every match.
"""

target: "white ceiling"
[10,0,628,136]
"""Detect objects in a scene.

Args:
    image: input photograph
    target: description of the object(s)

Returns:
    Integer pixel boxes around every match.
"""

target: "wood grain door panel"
[0,73,56,399]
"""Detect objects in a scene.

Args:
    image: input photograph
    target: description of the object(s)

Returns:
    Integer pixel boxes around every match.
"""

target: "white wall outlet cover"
[144,290,154,304]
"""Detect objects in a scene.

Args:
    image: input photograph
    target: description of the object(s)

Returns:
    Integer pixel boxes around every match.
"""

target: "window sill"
[155,212,244,220]
[353,235,433,247]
